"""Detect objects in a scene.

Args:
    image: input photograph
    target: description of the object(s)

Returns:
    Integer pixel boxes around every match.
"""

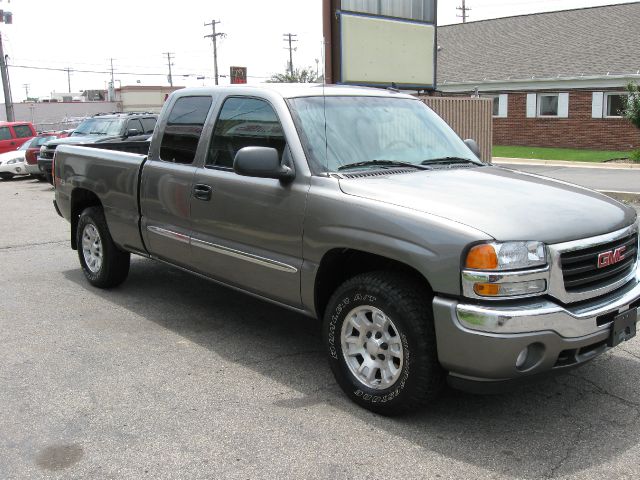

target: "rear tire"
[76,206,130,288]
[323,271,444,415]
[0,173,13,180]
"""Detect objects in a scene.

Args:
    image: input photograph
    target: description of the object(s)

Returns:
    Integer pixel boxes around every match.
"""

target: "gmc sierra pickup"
[53,85,640,415]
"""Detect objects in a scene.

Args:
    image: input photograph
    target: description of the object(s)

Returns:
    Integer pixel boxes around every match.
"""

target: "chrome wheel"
[81,224,103,273]
[340,305,404,390]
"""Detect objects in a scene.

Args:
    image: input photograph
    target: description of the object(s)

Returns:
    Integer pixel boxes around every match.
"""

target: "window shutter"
[526,93,537,118]
[592,92,604,118]
[498,94,508,117]
[558,93,569,118]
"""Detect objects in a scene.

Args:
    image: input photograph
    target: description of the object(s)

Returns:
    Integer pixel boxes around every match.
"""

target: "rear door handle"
[193,184,212,201]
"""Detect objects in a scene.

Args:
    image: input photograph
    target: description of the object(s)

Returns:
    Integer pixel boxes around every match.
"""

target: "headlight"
[40,145,47,156]
[462,241,549,299]
[7,158,21,165]
[465,241,546,271]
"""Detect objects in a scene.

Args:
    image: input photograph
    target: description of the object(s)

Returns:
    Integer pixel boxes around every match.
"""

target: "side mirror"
[126,128,141,138]
[464,139,481,160]
[233,146,294,182]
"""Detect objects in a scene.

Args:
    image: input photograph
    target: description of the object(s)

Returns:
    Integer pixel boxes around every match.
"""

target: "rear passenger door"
[139,95,214,268]
[189,96,308,307]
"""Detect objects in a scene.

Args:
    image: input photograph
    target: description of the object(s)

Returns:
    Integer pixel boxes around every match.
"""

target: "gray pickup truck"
[53,85,640,415]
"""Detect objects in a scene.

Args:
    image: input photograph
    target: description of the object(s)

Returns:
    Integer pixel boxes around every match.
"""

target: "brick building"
[436,2,640,151]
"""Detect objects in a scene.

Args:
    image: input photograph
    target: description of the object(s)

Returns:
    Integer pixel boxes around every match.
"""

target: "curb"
[598,190,640,204]
[492,157,640,170]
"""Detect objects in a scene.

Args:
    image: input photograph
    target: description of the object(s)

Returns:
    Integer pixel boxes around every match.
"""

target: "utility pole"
[283,33,298,75]
[108,58,116,102]
[204,20,225,85]
[66,67,72,92]
[0,33,14,121]
[163,52,174,86]
[23,83,29,99]
[457,0,470,23]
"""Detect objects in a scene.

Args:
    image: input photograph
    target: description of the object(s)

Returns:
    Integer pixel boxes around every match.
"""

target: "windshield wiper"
[420,157,480,166]
[338,160,430,171]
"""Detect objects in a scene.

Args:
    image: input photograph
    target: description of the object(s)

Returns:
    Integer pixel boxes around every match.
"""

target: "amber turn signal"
[473,283,501,296]
[466,244,498,270]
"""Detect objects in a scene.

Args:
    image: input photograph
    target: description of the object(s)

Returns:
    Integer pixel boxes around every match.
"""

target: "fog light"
[516,347,529,369]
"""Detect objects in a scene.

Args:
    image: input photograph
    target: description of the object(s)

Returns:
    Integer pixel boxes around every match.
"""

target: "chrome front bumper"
[432,267,640,389]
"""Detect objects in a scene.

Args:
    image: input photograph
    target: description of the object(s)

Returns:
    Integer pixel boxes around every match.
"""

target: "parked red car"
[0,122,36,154]
[24,130,71,178]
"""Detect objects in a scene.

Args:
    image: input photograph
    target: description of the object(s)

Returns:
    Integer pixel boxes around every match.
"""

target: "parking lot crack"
[0,240,66,250]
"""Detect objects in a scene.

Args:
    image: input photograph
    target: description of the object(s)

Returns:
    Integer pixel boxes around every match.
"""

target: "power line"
[283,33,298,75]
[204,20,226,86]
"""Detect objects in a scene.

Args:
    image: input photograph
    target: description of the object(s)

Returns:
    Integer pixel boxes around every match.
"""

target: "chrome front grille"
[548,224,639,304]
[560,233,638,292]
[40,146,56,160]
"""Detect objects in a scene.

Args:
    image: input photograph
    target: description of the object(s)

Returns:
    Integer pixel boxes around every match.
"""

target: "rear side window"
[160,96,212,164]
[141,117,156,134]
[0,127,11,140]
[206,97,285,169]
[13,124,33,138]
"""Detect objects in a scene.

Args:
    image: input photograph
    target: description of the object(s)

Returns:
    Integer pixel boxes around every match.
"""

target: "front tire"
[76,207,130,288]
[323,271,444,415]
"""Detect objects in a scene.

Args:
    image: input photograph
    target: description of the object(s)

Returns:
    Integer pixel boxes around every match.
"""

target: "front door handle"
[193,184,212,201]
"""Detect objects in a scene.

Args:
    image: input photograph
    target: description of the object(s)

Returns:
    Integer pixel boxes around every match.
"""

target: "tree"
[625,82,640,161]
[625,81,640,129]
[267,67,320,83]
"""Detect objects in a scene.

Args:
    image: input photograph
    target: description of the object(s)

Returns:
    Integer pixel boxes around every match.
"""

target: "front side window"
[159,96,213,164]
[538,94,559,116]
[206,97,285,169]
[605,93,628,117]
[0,127,11,141]
[288,96,478,173]
[13,124,33,138]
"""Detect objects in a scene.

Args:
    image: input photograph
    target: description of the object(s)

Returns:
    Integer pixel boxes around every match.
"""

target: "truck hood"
[46,135,121,147]
[338,166,637,244]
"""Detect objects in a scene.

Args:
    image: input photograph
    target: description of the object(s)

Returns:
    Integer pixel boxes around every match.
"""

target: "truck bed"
[54,144,147,253]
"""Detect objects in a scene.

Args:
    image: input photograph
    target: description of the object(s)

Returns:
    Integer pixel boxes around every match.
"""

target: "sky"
[1,0,638,102]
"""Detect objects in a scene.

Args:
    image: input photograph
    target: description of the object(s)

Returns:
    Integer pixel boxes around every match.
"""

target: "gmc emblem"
[597,246,626,268]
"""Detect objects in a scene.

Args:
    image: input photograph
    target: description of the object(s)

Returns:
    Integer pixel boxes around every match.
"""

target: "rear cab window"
[159,96,213,164]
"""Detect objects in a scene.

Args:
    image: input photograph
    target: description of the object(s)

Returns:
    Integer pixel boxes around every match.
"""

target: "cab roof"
[172,83,417,100]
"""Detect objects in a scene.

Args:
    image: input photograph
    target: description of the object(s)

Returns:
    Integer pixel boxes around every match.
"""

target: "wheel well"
[70,189,102,250]
[314,249,433,319]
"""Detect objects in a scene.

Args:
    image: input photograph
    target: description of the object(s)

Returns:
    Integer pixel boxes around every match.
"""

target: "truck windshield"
[288,96,480,173]
[72,118,125,136]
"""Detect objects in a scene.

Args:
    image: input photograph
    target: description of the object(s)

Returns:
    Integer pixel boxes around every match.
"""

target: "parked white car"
[0,139,30,180]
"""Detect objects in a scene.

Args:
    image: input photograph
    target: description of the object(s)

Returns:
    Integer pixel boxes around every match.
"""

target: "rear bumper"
[433,268,640,392]
[25,162,41,175]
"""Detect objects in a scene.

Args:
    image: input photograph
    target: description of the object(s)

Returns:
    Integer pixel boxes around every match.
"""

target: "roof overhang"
[437,74,640,93]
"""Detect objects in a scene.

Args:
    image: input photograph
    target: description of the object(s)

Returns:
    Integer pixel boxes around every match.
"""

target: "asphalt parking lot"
[2,177,640,480]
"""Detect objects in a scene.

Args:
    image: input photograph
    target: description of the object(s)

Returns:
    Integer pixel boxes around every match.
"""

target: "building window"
[528,92,568,118]
[486,94,507,118]
[538,94,559,116]
[604,93,628,117]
